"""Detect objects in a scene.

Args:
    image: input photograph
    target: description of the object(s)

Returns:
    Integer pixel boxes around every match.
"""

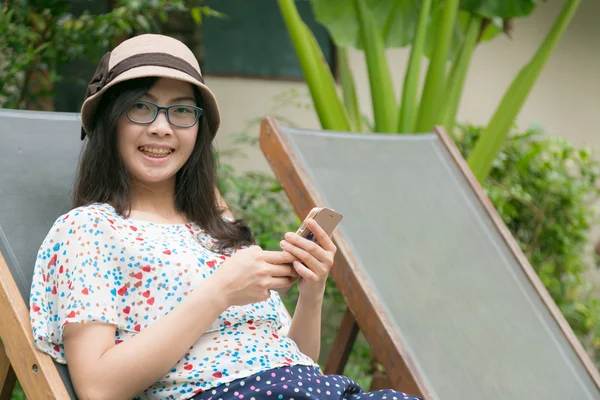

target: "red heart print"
[59,265,64,274]
[184,364,193,371]
[81,288,89,295]
[163,250,171,255]
[247,320,253,325]
[123,306,131,314]
[142,265,151,272]
[130,226,137,231]
[207,260,215,268]
[67,311,76,318]
[134,324,141,332]
[142,290,150,298]
[223,321,231,326]
[48,254,57,267]
[136,237,144,241]
[52,286,57,295]
[32,303,40,312]
[134,272,143,279]
[107,219,114,224]
[249,326,256,330]
[147,297,155,305]
[212,372,222,378]
[272,333,279,339]
[118,286,128,296]
[53,345,60,352]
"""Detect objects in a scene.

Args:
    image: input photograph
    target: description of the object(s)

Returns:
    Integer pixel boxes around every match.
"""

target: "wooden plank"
[259,117,429,398]
[433,125,600,389]
[0,343,16,400]
[370,370,393,392]
[324,307,359,375]
[0,253,71,400]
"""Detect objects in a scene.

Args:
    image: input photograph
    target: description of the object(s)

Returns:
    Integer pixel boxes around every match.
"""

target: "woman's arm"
[63,280,227,400]
[63,248,297,400]
[287,289,325,362]
[279,218,338,363]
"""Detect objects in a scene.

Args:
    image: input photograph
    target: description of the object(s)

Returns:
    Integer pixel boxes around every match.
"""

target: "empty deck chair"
[258,116,600,400]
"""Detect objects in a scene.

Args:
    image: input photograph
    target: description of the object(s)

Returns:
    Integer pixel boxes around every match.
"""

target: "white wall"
[208,0,600,174]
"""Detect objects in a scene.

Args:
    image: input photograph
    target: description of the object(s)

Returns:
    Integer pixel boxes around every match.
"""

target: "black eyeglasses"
[125,100,204,128]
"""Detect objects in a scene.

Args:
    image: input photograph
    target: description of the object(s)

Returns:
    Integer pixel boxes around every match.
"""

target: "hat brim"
[80,65,221,138]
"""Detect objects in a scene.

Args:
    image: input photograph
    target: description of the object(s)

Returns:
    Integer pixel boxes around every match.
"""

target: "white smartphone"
[296,207,343,243]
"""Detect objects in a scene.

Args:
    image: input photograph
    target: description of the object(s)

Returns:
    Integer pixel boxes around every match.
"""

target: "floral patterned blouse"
[29,203,317,399]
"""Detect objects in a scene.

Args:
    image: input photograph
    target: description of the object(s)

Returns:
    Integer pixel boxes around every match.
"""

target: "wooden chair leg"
[324,307,360,375]
[0,342,17,400]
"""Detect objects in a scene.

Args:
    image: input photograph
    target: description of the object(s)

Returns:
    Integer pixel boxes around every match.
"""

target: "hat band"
[109,52,204,84]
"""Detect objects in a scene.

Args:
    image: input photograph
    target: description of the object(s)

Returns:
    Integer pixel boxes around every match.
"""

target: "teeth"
[139,146,172,157]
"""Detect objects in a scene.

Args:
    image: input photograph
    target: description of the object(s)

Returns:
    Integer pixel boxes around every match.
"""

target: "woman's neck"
[127,178,188,224]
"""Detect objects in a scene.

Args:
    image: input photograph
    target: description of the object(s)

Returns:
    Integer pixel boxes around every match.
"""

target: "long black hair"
[73,77,255,252]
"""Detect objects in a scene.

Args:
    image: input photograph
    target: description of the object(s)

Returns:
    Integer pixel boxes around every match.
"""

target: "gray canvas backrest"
[279,126,600,400]
[0,108,82,399]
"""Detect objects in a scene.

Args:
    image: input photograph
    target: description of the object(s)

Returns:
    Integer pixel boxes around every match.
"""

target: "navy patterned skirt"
[192,365,423,400]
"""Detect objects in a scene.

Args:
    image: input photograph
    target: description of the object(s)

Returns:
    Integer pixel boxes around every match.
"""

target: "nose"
[147,109,173,137]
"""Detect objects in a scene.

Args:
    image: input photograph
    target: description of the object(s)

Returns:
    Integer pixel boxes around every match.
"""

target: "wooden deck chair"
[0,108,234,400]
[0,108,79,399]
[259,116,600,400]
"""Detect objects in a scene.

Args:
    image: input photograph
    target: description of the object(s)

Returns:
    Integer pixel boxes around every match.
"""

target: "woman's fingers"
[292,260,319,282]
[264,262,297,277]
[279,238,323,274]
[268,275,296,290]
[283,232,327,261]
[261,249,298,265]
[304,219,336,253]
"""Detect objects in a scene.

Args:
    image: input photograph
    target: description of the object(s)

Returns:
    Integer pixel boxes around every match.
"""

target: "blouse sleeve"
[29,207,122,364]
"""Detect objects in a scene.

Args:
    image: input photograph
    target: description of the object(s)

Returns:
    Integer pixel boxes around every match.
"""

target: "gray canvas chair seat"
[0,108,83,399]
[259,116,600,400]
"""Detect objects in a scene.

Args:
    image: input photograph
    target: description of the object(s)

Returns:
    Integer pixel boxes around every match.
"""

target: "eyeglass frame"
[125,100,204,128]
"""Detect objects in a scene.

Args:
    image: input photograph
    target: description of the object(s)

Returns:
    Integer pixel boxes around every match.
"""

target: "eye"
[173,106,193,114]
[133,102,150,110]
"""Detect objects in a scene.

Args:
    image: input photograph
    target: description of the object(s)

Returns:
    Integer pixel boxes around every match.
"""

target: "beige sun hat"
[79,33,220,140]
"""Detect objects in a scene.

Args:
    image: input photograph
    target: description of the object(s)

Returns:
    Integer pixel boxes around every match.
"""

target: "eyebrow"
[142,93,196,104]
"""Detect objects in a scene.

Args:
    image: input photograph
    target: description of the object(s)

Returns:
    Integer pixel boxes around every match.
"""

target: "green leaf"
[355,0,397,133]
[460,0,535,18]
[440,14,481,132]
[278,0,351,131]
[136,15,151,31]
[398,0,433,132]
[415,0,460,132]
[338,47,362,131]
[467,0,581,182]
[190,7,202,24]
[309,0,419,49]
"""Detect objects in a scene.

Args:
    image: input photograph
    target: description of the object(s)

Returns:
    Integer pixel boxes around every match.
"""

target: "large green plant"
[276,0,581,183]
[0,0,221,110]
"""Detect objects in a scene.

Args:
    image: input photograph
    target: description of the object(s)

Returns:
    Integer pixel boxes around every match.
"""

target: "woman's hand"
[213,245,298,307]
[279,218,337,299]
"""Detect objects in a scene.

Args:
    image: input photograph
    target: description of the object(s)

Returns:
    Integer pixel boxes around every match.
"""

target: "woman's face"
[116,78,199,188]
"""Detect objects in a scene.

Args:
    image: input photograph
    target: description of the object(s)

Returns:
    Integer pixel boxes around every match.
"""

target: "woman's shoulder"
[45,202,119,237]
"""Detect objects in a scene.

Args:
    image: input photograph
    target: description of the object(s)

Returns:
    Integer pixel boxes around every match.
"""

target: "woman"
[29,34,423,400]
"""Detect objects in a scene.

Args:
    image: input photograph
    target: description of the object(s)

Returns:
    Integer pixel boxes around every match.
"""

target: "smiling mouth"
[138,146,174,158]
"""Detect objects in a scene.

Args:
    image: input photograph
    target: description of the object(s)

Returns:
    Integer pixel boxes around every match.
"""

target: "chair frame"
[258,115,600,398]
